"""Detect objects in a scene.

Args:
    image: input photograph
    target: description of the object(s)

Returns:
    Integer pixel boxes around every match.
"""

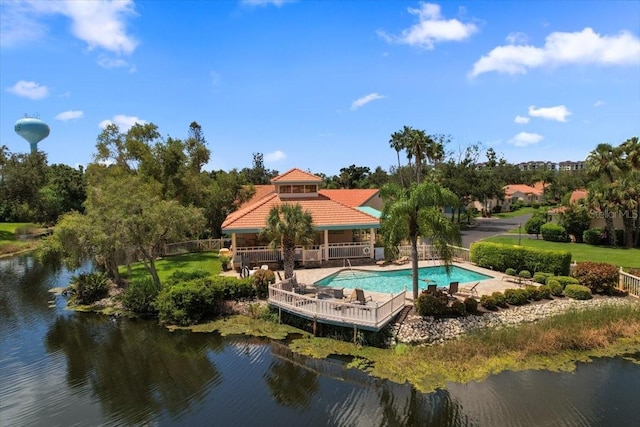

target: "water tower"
[14,116,50,153]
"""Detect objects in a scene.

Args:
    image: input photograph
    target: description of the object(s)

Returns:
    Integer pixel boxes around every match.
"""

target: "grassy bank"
[288,303,640,393]
[0,222,42,256]
[483,235,640,268]
[119,251,223,282]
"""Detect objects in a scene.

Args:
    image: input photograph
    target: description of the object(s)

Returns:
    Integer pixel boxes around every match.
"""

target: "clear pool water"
[315,265,492,293]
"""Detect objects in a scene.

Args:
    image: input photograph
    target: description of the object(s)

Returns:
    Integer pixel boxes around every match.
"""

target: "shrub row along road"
[461,214,533,248]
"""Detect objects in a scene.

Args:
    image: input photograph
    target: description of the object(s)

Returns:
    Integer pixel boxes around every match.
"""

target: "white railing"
[397,245,470,262]
[619,269,640,298]
[161,239,227,256]
[268,281,406,331]
[327,243,370,260]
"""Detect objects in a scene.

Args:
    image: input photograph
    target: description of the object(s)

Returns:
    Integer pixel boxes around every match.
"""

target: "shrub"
[504,288,529,306]
[541,223,569,242]
[156,278,225,325]
[571,261,618,294]
[71,272,109,305]
[505,268,517,276]
[554,276,580,289]
[464,297,478,314]
[518,270,532,279]
[165,269,210,286]
[470,242,571,275]
[210,276,254,300]
[525,215,546,237]
[583,228,605,245]
[523,285,541,301]
[564,284,592,300]
[546,279,563,297]
[450,300,467,316]
[415,290,449,316]
[121,277,161,315]
[537,285,552,299]
[252,269,276,299]
[533,272,554,284]
[491,291,508,308]
[219,255,231,270]
[480,295,498,311]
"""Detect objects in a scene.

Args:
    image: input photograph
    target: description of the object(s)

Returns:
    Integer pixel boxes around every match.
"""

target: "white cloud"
[99,114,146,131]
[378,2,478,49]
[0,1,47,47]
[264,150,286,163]
[6,80,49,99]
[594,100,605,107]
[506,32,528,45]
[98,54,130,69]
[514,115,530,124]
[241,0,295,7]
[528,105,571,122]
[351,93,384,110]
[55,110,84,121]
[2,0,138,55]
[508,132,544,147]
[470,27,640,77]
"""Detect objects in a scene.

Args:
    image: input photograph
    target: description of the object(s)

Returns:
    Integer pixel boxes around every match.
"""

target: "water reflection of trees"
[266,341,470,426]
[45,315,224,425]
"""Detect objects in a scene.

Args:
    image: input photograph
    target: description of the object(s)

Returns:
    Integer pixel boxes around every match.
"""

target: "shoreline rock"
[389,297,638,346]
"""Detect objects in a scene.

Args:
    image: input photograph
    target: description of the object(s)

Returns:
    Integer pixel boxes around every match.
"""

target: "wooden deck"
[268,280,407,331]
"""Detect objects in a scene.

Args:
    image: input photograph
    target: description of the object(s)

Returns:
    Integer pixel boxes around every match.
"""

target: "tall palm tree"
[380,182,461,299]
[404,128,430,184]
[586,143,621,183]
[260,203,315,279]
[389,127,412,188]
[621,136,640,170]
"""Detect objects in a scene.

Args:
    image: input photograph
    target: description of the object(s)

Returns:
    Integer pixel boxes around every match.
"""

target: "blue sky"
[1,0,639,176]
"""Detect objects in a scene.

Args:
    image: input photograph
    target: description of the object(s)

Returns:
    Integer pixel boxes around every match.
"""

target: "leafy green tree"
[380,182,461,299]
[259,203,315,279]
[559,202,591,243]
[241,152,278,185]
[0,150,48,221]
[337,164,371,189]
[524,215,546,239]
[206,169,255,237]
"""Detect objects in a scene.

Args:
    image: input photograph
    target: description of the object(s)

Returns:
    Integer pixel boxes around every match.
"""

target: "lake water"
[1,254,639,426]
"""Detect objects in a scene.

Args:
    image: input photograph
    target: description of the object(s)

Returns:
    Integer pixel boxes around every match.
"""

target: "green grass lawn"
[0,222,41,256]
[482,235,640,268]
[493,207,544,219]
[120,251,224,282]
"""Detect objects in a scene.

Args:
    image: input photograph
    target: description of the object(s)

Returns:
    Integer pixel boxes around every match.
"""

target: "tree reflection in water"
[45,315,223,425]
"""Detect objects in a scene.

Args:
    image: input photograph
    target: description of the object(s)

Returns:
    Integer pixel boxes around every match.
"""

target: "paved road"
[460,213,533,248]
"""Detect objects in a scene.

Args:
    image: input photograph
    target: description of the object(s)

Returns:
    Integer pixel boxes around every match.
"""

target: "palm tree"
[621,136,640,170]
[380,182,461,300]
[586,143,621,183]
[389,127,411,188]
[260,203,315,279]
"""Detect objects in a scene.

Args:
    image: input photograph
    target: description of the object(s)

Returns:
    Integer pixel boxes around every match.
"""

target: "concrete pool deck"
[288,260,519,301]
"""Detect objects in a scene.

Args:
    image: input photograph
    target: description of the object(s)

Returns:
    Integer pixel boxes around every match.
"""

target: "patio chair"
[348,288,373,305]
[446,281,459,296]
[426,284,437,293]
[393,256,409,265]
[460,282,480,297]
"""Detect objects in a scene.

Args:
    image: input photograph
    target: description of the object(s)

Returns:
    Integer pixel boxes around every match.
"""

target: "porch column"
[231,233,237,252]
[324,230,329,261]
[369,228,375,259]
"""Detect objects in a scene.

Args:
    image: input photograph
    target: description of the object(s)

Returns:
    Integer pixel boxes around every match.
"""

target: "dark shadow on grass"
[0,230,16,241]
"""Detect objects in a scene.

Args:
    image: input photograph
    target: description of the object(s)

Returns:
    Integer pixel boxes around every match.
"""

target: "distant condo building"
[477,159,585,173]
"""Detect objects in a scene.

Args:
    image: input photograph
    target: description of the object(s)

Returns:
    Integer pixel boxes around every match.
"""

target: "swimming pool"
[315,266,493,294]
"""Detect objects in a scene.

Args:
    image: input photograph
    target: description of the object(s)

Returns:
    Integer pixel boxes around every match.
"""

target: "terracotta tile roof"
[239,185,275,209]
[318,189,379,208]
[271,168,323,183]
[222,193,380,232]
[504,184,543,196]
[570,189,588,204]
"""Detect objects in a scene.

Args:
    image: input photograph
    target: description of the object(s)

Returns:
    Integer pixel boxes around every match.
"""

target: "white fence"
[268,280,406,331]
[619,269,640,298]
[161,239,227,256]
[397,245,470,262]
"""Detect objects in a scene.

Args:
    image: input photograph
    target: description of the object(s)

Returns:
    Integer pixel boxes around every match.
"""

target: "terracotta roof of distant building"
[318,189,379,208]
[504,184,543,196]
[570,189,588,204]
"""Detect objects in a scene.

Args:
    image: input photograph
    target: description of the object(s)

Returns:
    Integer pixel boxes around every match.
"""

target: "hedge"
[564,284,592,300]
[540,223,569,242]
[470,242,572,275]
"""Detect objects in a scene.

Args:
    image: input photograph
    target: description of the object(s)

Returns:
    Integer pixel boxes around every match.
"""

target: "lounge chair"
[460,282,480,297]
[426,284,437,293]
[438,281,459,296]
[348,288,373,305]
[393,256,409,265]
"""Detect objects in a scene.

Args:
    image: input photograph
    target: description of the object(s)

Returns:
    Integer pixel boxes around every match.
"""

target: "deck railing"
[619,269,640,298]
[268,280,406,331]
[161,239,227,256]
[327,243,370,260]
[397,245,470,262]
